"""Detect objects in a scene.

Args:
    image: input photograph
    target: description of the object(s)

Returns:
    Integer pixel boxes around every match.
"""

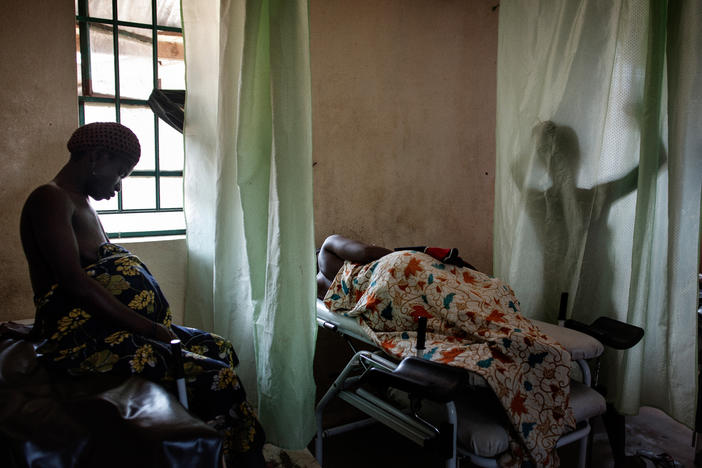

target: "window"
[75,0,185,238]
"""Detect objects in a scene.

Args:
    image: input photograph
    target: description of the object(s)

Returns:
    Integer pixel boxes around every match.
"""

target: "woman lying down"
[316,234,574,468]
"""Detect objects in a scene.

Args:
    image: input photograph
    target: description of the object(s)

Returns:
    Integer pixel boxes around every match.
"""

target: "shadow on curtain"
[181,0,317,449]
[495,0,701,425]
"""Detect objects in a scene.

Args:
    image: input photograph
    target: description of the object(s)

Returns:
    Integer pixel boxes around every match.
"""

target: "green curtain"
[181,0,317,448]
[495,0,700,425]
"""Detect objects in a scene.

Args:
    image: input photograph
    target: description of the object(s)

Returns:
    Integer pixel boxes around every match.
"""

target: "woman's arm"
[318,235,390,279]
[23,187,174,342]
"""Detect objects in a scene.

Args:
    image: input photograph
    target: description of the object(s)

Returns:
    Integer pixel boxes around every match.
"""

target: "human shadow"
[512,121,642,323]
[513,118,668,466]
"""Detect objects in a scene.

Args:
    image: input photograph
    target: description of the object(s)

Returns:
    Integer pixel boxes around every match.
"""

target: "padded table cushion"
[390,380,606,458]
[532,319,604,361]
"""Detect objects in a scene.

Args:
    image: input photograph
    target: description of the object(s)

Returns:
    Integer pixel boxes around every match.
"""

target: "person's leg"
[80,326,264,466]
[172,325,239,367]
[168,327,264,465]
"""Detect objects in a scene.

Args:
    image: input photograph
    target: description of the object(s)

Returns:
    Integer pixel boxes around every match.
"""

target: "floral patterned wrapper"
[33,243,264,462]
[324,251,575,468]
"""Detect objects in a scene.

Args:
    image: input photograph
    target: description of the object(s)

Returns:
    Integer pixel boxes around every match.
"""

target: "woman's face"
[87,151,136,201]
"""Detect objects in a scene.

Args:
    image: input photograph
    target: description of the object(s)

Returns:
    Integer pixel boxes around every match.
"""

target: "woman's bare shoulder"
[23,183,75,215]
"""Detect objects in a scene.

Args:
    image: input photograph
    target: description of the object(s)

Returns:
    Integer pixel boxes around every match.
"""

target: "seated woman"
[316,234,574,468]
[20,122,264,467]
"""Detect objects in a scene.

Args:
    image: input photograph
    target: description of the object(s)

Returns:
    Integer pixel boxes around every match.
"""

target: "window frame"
[76,0,185,239]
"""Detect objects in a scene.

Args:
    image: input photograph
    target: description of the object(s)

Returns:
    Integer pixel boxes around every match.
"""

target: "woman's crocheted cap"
[67,122,141,163]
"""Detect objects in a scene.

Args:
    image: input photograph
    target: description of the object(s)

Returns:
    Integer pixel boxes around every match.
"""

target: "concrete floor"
[588,406,696,468]
[312,406,696,468]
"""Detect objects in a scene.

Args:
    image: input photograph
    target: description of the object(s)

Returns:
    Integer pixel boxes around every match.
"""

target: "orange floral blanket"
[323,251,574,467]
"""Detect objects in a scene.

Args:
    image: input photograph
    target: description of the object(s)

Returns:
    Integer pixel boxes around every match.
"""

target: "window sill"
[113,234,186,244]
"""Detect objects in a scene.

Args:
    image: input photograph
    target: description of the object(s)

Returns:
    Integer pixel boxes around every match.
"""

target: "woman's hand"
[152,322,177,342]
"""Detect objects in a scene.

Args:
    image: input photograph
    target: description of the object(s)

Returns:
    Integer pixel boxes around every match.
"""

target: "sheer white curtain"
[181,0,317,448]
[495,0,700,425]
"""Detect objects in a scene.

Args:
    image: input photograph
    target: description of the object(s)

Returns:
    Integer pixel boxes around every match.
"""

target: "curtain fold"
[182,0,317,449]
[495,0,700,426]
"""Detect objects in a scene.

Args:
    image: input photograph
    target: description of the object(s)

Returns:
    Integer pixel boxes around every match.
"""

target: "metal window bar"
[151,0,161,212]
[75,15,181,33]
[76,0,185,238]
[110,229,185,239]
[112,0,122,212]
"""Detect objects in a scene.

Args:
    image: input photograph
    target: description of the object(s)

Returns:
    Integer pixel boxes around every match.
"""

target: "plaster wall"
[122,238,187,324]
[0,1,78,322]
[0,1,187,324]
[311,0,498,273]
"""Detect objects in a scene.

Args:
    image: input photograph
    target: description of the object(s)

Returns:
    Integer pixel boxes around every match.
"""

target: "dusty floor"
[304,406,696,468]
[588,406,696,468]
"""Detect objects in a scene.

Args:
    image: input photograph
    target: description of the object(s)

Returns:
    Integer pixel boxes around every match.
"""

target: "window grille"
[75,0,185,238]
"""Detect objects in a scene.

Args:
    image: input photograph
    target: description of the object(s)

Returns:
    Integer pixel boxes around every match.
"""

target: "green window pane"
[82,0,112,19]
[89,23,115,96]
[122,176,156,210]
[156,0,182,28]
[120,105,155,170]
[84,101,116,123]
[117,0,152,25]
[118,25,153,100]
[160,177,183,209]
[157,31,185,89]
[75,23,84,96]
[158,119,184,170]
